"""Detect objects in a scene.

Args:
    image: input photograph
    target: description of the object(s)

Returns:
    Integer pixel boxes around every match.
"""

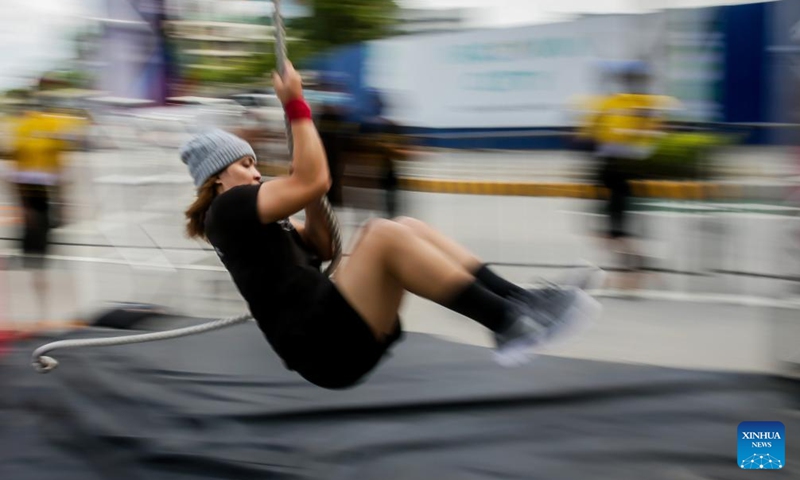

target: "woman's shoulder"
[216,183,260,203]
[209,185,259,214]
[207,184,262,235]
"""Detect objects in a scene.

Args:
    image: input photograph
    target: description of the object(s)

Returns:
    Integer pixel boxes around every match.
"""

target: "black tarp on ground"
[1,318,798,480]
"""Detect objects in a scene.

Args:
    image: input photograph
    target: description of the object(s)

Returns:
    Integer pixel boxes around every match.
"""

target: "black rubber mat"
[2,318,797,479]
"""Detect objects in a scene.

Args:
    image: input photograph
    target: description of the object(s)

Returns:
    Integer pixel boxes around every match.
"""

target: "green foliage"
[646,132,732,179]
[178,0,398,88]
[287,0,399,63]
[3,88,31,99]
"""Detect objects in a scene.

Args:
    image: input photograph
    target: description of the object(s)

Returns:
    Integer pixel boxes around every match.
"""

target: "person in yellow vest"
[7,98,85,321]
[587,62,678,292]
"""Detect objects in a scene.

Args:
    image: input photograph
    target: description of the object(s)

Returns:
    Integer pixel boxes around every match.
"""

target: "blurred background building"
[394,7,470,35]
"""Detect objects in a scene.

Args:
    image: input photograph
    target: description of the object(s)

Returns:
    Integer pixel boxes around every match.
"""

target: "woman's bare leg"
[334,219,475,339]
[391,216,539,297]
[392,216,483,273]
[334,218,600,368]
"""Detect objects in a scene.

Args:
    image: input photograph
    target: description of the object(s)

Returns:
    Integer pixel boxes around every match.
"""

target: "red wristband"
[284,98,312,122]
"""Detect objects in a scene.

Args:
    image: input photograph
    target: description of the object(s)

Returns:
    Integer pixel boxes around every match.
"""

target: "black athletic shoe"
[493,285,600,367]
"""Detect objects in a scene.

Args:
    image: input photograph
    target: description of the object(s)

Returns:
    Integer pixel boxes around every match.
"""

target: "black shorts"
[268,280,403,390]
[18,185,52,267]
[598,158,634,239]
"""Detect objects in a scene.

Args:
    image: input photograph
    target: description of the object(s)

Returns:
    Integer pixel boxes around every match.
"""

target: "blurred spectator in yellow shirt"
[6,94,86,321]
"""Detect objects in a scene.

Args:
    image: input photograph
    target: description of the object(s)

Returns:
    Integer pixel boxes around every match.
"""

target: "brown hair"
[185,175,219,240]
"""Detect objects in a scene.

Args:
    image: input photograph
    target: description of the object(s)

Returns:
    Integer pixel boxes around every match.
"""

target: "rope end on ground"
[33,356,58,373]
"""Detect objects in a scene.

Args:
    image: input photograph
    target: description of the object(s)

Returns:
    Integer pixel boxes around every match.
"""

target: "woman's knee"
[360,218,410,249]
[392,216,427,234]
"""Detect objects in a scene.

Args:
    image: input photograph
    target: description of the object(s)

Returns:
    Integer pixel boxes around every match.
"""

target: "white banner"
[365,16,638,129]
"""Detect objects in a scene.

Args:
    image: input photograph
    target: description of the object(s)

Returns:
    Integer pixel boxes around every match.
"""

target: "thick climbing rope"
[31,0,343,373]
[273,0,342,276]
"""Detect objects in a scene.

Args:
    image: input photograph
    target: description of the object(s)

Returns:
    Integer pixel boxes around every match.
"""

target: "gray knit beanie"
[180,129,256,187]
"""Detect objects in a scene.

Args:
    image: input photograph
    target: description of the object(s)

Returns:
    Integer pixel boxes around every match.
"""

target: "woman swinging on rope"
[181,62,601,389]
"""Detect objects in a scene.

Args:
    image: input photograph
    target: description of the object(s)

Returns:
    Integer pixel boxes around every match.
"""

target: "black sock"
[442,280,516,333]
[474,264,526,298]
